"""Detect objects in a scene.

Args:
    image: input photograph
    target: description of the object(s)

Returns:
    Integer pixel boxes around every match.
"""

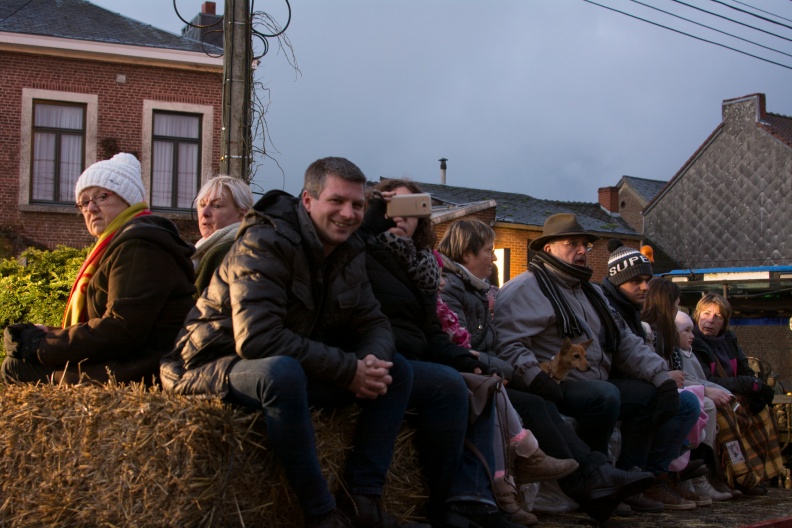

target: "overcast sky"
[90,0,792,201]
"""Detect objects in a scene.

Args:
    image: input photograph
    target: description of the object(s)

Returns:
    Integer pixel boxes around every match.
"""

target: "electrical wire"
[709,0,792,31]
[668,0,792,44]
[629,0,792,60]
[729,0,792,25]
[582,0,792,71]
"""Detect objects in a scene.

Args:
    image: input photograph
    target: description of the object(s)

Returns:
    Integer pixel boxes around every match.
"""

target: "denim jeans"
[610,378,701,474]
[507,388,609,480]
[558,379,621,455]
[408,361,496,516]
[225,353,413,517]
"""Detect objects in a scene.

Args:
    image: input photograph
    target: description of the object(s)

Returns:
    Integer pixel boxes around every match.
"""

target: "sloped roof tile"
[760,112,792,149]
[0,0,221,54]
[404,180,638,237]
[618,175,667,204]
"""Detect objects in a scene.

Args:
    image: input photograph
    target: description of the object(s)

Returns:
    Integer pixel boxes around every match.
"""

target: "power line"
[629,0,792,60]
[729,0,792,25]
[668,0,792,44]
[709,0,792,31]
[581,0,792,71]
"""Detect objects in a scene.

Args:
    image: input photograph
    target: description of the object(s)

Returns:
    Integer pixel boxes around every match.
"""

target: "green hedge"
[0,246,89,357]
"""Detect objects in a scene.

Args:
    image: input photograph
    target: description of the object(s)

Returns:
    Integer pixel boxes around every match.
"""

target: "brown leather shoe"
[668,480,712,507]
[643,482,696,510]
[513,447,579,485]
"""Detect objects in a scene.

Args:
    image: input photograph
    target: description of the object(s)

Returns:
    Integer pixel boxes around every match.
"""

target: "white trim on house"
[141,100,215,210]
[0,32,223,71]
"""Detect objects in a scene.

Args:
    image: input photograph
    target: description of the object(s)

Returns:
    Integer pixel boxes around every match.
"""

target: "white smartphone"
[386,193,432,218]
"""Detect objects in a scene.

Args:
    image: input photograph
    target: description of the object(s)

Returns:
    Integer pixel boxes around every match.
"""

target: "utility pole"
[220,0,253,181]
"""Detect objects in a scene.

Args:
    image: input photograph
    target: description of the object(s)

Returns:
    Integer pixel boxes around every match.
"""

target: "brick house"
[0,0,224,252]
[644,93,792,269]
[642,94,792,386]
[597,176,667,235]
[381,179,642,285]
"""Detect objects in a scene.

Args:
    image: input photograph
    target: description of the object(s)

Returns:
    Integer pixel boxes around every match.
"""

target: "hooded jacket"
[160,190,395,397]
[38,215,195,383]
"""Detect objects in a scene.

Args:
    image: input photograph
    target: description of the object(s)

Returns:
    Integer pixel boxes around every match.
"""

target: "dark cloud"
[94,0,792,201]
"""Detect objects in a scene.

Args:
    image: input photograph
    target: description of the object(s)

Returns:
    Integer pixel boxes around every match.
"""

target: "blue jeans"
[408,361,496,516]
[559,379,621,455]
[610,378,701,474]
[225,353,412,517]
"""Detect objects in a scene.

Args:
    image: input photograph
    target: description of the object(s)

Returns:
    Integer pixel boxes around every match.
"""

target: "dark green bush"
[0,246,89,357]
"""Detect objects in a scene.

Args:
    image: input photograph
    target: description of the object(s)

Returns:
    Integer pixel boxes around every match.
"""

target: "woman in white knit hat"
[2,153,196,385]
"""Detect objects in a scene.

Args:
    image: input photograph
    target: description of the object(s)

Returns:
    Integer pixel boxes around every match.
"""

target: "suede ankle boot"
[511,444,579,485]
[493,474,539,526]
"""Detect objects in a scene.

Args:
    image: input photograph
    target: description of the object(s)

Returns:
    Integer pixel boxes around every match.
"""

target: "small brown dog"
[539,337,593,382]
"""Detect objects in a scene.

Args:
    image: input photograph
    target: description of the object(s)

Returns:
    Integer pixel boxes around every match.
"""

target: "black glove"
[528,371,564,404]
[4,323,45,361]
[362,192,396,235]
[760,383,776,405]
[454,354,494,375]
[652,379,680,424]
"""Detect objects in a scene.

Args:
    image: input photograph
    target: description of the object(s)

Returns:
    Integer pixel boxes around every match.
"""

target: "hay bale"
[0,383,428,527]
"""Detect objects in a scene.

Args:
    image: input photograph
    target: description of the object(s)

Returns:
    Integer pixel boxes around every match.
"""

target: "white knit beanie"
[75,153,146,206]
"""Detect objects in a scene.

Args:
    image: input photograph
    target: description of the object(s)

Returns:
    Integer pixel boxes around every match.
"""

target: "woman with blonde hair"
[192,175,254,296]
[692,293,783,496]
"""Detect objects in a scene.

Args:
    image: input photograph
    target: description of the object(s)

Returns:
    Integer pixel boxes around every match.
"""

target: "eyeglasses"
[75,192,113,211]
[559,240,594,252]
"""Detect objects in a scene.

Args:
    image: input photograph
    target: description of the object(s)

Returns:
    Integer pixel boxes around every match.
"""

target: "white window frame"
[142,100,214,212]
[19,89,98,211]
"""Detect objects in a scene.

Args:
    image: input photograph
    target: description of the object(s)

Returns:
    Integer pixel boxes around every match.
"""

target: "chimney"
[439,158,447,185]
[598,186,620,214]
[202,2,216,15]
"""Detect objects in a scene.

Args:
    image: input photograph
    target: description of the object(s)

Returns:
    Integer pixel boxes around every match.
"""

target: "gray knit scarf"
[529,251,621,354]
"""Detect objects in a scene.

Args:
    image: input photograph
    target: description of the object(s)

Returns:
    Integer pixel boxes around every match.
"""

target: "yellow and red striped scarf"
[62,203,151,328]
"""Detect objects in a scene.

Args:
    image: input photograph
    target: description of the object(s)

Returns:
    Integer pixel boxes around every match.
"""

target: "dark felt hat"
[529,213,601,251]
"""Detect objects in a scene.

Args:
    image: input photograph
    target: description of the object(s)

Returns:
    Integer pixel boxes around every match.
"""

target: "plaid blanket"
[716,393,784,488]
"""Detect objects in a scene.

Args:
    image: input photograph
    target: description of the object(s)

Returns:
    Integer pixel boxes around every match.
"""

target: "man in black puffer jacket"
[161,158,416,528]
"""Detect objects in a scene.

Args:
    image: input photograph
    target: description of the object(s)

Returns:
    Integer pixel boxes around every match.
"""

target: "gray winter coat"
[493,265,671,391]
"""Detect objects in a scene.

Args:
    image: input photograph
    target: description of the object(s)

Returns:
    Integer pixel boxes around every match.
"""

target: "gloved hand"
[652,379,680,424]
[528,371,564,404]
[362,192,396,235]
[760,383,776,405]
[4,323,45,361]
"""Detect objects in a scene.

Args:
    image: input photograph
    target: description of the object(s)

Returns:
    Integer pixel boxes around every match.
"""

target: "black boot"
[305,509,352,528]
[442,502,525,528]
[577,497,622,527]
[336,493,431,528]
[565,463,655,502]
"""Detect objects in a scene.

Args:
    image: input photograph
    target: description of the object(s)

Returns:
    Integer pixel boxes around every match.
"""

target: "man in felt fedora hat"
[494,213,701,515]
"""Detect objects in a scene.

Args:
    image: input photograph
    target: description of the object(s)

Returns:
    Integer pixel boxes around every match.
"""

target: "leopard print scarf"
[377,231,441,295]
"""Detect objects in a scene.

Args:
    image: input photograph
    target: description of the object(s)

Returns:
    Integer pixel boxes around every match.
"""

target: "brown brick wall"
[618,187,645,235]
[598,186,619,213]
[1,50,222,251]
